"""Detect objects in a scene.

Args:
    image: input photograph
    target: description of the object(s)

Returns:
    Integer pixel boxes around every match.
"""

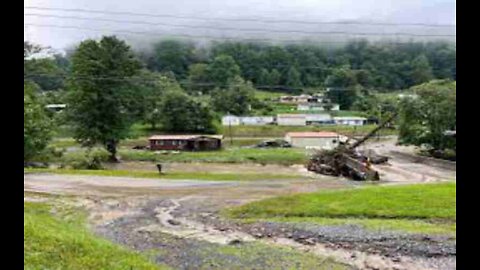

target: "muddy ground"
[24,139,456,270]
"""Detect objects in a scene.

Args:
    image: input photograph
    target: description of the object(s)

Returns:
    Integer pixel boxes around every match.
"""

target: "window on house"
[172,140,177,145]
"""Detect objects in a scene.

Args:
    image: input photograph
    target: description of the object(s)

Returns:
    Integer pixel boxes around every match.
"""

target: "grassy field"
[24,202,167,270]
[226,183,456,235]
[53,123,396,141]
[218,124,397,137]
[254,90,287,100]
[25,168,303,181]
[118,147,307,165]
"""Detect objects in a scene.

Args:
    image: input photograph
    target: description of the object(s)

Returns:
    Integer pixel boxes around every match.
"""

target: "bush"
[61,148,110,169]
[29,146,65,163]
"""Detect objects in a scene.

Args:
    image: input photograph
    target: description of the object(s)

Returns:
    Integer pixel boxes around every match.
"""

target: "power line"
[24,6,456,28]
[24,13,456,37]
[24,23,455,45]
[23,73,387,91]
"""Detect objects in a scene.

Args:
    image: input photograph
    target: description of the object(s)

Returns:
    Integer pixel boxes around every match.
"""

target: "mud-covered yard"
[24,140,456,270]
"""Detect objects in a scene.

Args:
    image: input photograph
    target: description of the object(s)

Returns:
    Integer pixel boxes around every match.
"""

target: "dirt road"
[24,139,456,270]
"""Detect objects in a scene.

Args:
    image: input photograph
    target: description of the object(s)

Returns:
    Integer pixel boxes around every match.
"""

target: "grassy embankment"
[24,202,168,270]
[226,183,456,236]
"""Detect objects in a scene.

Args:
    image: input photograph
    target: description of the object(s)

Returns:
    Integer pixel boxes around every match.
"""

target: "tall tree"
[24,82,52,161]
[24,41,65,91]
[187,63,210,93]
[137,70,183,129]
[398,80,456,152]
[150,40,195,79]
[206,55,241,87]
[324,67,359,109]
[159,91,215,133]
[410,55,434,86]
[285,67,302,87]
[211,76,256,115]
[269,69,281,86]
[66,36,141,161]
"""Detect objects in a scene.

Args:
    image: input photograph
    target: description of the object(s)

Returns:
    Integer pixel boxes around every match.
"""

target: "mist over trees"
[135,39,454,92]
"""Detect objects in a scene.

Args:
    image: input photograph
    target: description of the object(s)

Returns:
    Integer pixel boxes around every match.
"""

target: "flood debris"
[255,139,292,148]
[307,113,396,181]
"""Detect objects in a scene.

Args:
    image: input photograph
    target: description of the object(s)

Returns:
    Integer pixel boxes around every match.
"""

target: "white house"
[221,115,275,126]
[238,116,275,125]
[45,104,66,111]
[277,114,307,126]
[222,115,241,126]
[297,103,340,111]
[285,132,340,150]
[333,117,367,126]
[306,114,334,125]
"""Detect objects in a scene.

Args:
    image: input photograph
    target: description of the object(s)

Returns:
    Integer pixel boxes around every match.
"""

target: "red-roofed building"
[148,135,223,151]
[285,132,340,149]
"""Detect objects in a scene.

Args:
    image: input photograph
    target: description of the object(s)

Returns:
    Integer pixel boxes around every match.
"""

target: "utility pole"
[228,113,233,146]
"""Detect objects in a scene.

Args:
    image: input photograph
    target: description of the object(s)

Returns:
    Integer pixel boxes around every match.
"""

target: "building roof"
[149,135,224,140]
[45,104,66,108]
[285,132,339,138]
[277,114,307,118]
[333,117,367,121]
[306,114,332,120]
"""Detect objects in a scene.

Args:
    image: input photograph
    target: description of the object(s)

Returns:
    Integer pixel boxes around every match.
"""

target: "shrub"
[61,148,110,169]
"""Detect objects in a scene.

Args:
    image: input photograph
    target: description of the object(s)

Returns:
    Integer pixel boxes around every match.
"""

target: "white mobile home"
[277,114,307,126]
[239,116,275,125]
[306,114,334,125]
[221,115,275,126]
[285,132,340,150]
[333,117,367,126]
[297,103,340,111]
[222,115,241,126]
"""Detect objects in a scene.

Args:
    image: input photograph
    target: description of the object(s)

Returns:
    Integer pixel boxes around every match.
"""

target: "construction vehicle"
[306,113,397,181]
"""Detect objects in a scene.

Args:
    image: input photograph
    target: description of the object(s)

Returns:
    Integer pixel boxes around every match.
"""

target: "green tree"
[398,80,456,152]
[211,76,256,115]
[159,91,215,133]
[285,67,302,87]
[150,40,195,79]
[410,55,434,86]
[24,42,65,91]
[257,68,270,85]
[136,71,183,129]
[206,55,241,87]
[187,63,210,93]
[269,69,281,86]
[66,36,142,161]
[324,67,360,109]
[24,82,52,161]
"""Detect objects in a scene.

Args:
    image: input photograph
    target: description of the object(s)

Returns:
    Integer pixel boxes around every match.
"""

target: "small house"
[297,103,340,111]
[221,115,275,126]
[277,114,307,126]
[239,116,275,125]
[333,117,367,126]
[149,135,223,151]
[222,115,241,126]
[285,132,340,149]
[306,114,334,125]
[279,94,313,104]
[45,104,66,112]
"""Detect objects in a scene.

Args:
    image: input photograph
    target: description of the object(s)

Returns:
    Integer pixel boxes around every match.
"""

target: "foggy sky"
[24,0,456,52]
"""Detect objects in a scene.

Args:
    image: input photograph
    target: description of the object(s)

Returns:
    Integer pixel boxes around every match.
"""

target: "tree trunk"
[105,140,119,162]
